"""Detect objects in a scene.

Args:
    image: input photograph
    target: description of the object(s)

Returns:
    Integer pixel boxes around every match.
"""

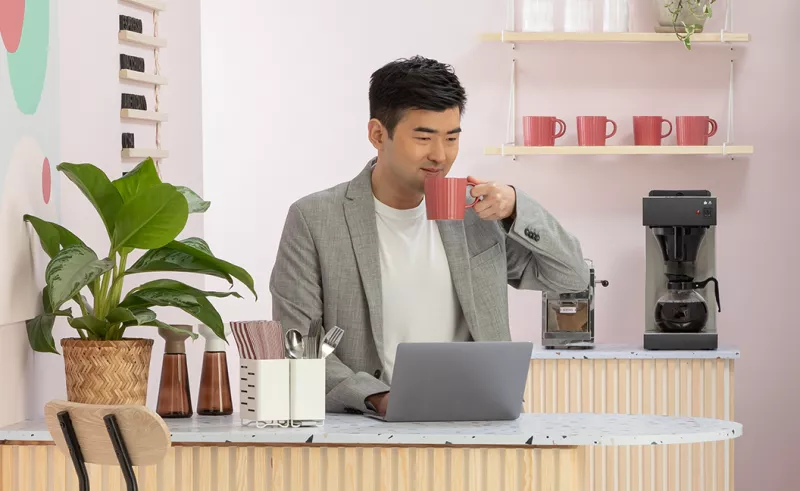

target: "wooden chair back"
[44,400,171,466]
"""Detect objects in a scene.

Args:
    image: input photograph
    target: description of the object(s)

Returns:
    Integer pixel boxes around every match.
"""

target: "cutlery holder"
[289,359,326,427]
[240,359,291,427]
[239,358,326,428]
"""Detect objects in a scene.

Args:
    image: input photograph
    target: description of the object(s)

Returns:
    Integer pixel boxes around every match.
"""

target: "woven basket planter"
[61,338,154,405]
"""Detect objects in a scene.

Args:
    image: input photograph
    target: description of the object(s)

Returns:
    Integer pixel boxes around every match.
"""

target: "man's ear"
[368,119,386,150]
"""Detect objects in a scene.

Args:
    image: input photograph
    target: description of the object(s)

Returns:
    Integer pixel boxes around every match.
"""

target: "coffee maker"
[542,259,609,349]
[643,190,721,350]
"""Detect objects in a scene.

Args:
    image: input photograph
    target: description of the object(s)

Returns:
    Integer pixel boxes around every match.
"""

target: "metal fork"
[319,326,344,359]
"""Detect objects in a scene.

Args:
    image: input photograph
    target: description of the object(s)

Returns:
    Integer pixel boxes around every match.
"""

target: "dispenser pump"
[202,324,227,352]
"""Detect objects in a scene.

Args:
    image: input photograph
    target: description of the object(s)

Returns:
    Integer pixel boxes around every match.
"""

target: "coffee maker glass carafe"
[652,224,721,334]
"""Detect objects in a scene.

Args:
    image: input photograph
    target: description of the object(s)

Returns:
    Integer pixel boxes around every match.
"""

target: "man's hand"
[366,392,390,416]
[468,176,517,221]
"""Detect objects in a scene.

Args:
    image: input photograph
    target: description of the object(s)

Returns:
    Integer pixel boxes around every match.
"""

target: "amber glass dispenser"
[156,324,194,418]
[198,323,233,415]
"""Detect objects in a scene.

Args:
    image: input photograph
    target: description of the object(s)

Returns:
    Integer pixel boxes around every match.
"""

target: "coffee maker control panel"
[643,195,716,227]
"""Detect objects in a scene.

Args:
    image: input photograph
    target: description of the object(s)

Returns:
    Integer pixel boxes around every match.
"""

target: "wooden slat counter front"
[0,412,740,491]
[525,344,739,491]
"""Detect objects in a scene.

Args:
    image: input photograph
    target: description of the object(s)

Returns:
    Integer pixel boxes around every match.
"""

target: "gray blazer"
[269,160,590,414]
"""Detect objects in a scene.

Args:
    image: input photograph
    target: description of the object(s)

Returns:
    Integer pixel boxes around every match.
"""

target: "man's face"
[375,107,462,194]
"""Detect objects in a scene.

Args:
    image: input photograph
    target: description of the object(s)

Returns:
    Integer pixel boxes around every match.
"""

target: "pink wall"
[199,0,796,488]
[0,0,206,424]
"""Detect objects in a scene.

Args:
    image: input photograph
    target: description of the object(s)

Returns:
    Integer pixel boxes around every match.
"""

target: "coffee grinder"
[542,259,609,349]
[643,190,721,350]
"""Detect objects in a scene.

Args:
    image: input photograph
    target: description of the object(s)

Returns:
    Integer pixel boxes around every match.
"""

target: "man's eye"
[415,137,431,141]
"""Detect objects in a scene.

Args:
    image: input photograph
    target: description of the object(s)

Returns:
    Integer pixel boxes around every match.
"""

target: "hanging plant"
[657,0,717,49]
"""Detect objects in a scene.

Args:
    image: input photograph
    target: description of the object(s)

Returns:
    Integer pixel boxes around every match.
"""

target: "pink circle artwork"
[0,0,25,53]
[42,157,51,204]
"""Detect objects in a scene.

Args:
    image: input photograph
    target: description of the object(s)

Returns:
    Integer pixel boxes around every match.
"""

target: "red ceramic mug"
[523,116,567,146]
[424,176,480,220]
[577,116,617,146]
[676,116,718,146]
[633,116,673,145]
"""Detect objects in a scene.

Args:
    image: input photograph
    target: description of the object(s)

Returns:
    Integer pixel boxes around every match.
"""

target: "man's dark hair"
[369,56,467,138]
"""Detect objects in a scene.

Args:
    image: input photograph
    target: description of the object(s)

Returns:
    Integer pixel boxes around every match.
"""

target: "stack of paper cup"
[522,0,556,32]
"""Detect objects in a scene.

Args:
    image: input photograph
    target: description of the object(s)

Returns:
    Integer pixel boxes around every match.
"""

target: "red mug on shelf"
[633,116,673,146]
[523,116,566,146]
[424,176,480,220]
[676,116,718,146]
[577,116,617,146]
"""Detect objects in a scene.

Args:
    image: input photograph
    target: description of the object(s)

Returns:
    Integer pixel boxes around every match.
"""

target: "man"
[270,56,589,417]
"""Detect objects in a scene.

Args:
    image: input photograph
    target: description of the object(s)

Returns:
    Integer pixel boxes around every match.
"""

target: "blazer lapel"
[344,162,385,365]
[436,220,480,338]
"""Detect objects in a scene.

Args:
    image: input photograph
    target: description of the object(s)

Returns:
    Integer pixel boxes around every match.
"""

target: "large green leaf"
[23,215,86,259]
[57,163,124,237]
[126,307,157,325]
[106,307,138,324]
[112,158,162,203]
[43,285,53,313]
[46,245,114,309]
[111,183,189,251]
[26,314,58,354]
[131,279,242,299]
[162,238,257,299]
[68,316,109,339]
[176,186,211,213]
[42,286,72,317]
[120,289,224,338]
[124,237,234,284]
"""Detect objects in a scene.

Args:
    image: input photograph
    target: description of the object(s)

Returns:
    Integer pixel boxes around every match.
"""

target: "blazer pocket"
[469,242,502,269]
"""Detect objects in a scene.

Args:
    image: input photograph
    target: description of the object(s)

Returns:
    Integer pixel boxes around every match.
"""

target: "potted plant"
[654,0,716,49]
[22,157,256,405]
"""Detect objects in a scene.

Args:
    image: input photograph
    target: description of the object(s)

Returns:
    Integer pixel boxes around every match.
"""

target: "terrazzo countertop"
[0,413,741,447]
[531,344,740,360]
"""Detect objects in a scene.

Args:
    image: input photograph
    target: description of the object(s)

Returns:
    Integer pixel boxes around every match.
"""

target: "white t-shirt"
[373,196,471,383]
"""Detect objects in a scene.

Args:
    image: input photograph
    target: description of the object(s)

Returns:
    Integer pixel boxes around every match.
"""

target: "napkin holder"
[239,358,325,428]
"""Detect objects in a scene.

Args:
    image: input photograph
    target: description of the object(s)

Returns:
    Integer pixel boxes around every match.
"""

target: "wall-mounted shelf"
[479,31,751,43]
[121,109,168,122]
[119,69,168,86]
[484,145,754,156]
[119,0,166,11]
[118,31,167,48]
[122,148,169,159]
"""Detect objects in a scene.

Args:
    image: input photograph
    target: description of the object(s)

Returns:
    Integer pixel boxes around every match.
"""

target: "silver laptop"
[370,341,533,422]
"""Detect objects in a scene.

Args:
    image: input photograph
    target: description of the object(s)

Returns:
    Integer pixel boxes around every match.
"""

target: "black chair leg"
[104,414,138,491]
[57,411,90,491]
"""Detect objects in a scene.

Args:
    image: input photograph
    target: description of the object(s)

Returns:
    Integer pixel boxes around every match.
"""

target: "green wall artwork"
[0,0,60,325]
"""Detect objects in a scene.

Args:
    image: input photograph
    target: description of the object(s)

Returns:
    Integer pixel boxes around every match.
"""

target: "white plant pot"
[654,0,711,32]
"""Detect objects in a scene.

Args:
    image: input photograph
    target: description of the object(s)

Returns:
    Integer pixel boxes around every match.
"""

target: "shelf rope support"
[499,0,517,159]
[720,0,734,159]
[503,58,517,160]
[724,55,734,158]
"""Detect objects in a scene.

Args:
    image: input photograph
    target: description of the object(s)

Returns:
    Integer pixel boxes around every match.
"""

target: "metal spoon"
[284,329,305,359]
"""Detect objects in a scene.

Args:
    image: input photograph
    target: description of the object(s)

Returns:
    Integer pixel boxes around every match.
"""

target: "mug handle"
[707,118,718,137]
[606,119,618,139]
[466,177,481,209]
[661,118,673,138]
[554,118,567,139]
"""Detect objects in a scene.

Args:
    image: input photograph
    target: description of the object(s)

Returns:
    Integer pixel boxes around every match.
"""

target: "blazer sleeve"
[269,203,389,413]
[501,189,591,293]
